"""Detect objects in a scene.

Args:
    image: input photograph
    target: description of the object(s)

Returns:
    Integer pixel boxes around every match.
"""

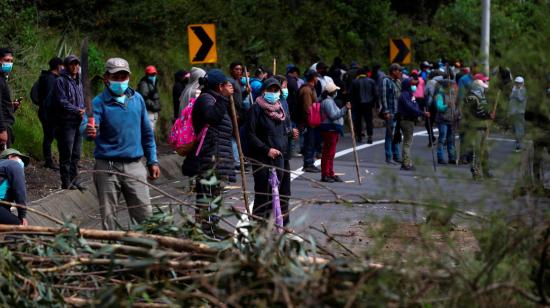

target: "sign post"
[188,24,217,64]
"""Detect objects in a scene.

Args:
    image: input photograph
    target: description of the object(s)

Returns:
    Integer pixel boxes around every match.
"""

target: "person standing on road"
[423,71,443,147]
[435,79,460,164]
[463,73,495,179]
[181,69,235,233]
[350,67,378,144]
[250,67,267,101]
[298,69,320,173]
[0,149,29,226]
[508,76,527,152]
[37,57,63,170]
[137,65,161,133]
[227,62,248,169]
[172,70,188,122]
[320,82,351,182]
[286,65,302,156]
[247,78,293,225]
[398,78,430,171]
[380,63,403,165]
[86,58,160,230]
[52,55,85,190]
[0,48,18,148]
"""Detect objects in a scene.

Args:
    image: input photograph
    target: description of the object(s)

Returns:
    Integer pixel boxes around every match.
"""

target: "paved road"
[84,126,546,241]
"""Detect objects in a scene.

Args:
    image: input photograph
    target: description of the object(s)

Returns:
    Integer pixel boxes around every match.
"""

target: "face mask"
[148,76,156,84]
[263,92,280,104]
[240,77,247,85]
[411,85,417,92]
[332,91,338,99]
[114,95,126,104]
[195,89,201,97]
[281,88,289,100]
[14,157,24,169]
[109,80,129,95]
[1,62,13,74]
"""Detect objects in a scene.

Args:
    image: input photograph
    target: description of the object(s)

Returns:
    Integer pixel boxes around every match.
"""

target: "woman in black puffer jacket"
[181,69,235,230]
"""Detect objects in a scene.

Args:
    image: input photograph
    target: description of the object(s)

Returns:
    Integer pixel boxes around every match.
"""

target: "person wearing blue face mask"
[0,48,17,148]
[86,57,160,230]
[137,65,161,134]
[0,148,30,226]
[51,55,86,190]
[246,77,293,226]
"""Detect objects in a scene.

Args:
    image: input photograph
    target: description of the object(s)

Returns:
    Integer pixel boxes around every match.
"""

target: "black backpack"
[30,80,40,106]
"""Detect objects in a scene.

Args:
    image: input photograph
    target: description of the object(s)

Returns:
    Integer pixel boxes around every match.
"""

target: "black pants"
[252,158,286,224]
[0,205,20,225]
[55,120,82,188]
[353,103,374,137]
[39,113,56,164]
[279,159,291,226]
[194,179,222,225]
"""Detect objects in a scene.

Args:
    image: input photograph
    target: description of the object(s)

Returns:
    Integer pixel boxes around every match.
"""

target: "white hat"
[514,76,524,83]
[325,82,340,93]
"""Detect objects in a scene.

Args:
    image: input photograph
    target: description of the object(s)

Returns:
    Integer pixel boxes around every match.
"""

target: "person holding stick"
[246,78,293,225]
[319,82,351,182]
[463,73,495,179]
[181,69,235,232]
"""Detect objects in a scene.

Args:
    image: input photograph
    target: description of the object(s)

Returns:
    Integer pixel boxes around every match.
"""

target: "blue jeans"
[511,113,524,149]
[384,117,401,161]
[231,138,240,166]
[302,127,316,167]
[437,123,456,161]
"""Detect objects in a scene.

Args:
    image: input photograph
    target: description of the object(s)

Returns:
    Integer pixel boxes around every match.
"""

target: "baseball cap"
[64,55,80,66]
[474,73,489,82]
[145,65,157,75]
[105,58,131,74]
[0,148,30,167]
[514,76,524,83]
[205,69,227,88]
[262,77,282,91]
[389,63,402,72]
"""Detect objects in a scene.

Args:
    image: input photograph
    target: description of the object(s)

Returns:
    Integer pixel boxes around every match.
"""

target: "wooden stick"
[481,90,500,159]
[347,107,362,184]
[228,95,251,215]
[243,66,254,105]
[273,58,277,75]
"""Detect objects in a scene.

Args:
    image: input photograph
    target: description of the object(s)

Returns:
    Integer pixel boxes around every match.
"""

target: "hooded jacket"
[91,87,158,165]
[137,76,161,112]
[37,70,58,119]
[435,80,460,124]
[320,95,348,135]
[398,78,424,120]
[350,75,378,105]
[52,70,85,122]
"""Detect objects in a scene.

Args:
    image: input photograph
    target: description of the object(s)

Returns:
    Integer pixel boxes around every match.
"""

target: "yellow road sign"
[389,38,412,64]
[187,24,217,64]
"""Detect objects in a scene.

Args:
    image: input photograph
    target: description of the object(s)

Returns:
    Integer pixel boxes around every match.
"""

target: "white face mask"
[195,89,202,97]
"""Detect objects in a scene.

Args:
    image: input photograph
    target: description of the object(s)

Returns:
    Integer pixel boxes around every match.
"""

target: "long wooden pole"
[272,58,277,75]
[347,107,362,184]
[243,66,254,105]
[228,95,251,215]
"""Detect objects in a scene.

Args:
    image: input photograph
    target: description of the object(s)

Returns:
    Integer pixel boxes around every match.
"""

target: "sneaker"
[448,159,457,165]
[303,165,321,173]
[331,175,344,182]
[356,137,363,143]
[471,168,482,180]
[515,147,523,153]
[44,162,60,171]
[321,176,334,183]
[367,136,373,144]
[385,159,398,165]
[437,159,447,165]
[315,153,322,160]
[393,157,402,164]
[70,182,87,192]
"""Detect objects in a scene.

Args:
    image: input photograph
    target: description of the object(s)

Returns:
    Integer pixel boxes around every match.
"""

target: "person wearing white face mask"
[509,76,527,152]
[86,58,160,230]
[0,148,30,226]
[246,77,293,225]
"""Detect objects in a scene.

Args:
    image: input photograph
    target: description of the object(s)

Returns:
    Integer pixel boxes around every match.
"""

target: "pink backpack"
[307,102,322,127]
[169,98,209,157]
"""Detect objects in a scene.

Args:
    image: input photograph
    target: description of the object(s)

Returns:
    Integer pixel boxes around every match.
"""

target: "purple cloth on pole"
[268,168,283,233]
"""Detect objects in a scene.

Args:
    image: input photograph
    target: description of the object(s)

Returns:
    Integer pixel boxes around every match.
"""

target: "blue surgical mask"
[114,95,126,104]
[240,77,247,85]
[148,76,156,84]
[411,85,417,92]
[14,157,24,169]
[281,88,289,100]
[1,62,13,74]
[109,80,129,95]
[332,91,338,99]
[263,92,280,104]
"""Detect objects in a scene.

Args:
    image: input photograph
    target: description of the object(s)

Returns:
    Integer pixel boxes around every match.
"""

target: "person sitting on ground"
[398,78,430,171]
[319,82,351,182]
[0,149,29,226]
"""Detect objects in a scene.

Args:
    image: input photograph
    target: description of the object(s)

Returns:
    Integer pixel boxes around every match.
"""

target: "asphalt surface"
[83,126,546,241]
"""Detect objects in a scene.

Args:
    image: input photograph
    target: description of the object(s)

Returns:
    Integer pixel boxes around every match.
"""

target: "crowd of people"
[0,46,540,233]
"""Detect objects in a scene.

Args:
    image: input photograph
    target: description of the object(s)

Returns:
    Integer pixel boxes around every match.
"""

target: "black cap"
[64,55,80,66]
[262,77,281,91]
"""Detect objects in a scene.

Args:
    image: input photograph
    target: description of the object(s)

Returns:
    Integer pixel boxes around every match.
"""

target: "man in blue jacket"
[52,55,85,190]
[86,57,160,230]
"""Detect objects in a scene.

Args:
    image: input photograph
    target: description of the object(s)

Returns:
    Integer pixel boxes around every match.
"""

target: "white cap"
[514,76,524,83]
[325,82,340,93]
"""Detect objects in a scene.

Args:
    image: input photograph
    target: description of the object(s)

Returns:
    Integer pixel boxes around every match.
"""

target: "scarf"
[256,96,286,121]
